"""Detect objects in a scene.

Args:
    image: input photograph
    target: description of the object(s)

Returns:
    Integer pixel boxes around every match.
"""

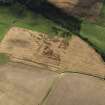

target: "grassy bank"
[80,21,105,56]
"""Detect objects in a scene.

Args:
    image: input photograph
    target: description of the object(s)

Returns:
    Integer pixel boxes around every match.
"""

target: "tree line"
[0,0,47,6]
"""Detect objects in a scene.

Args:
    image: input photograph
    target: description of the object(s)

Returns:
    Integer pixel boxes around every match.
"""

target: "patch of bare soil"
[0,27,105,77]
[48,0,103,20]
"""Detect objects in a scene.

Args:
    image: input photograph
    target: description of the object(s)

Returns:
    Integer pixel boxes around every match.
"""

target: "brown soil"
[48,0,103,20]
[0,27,105,77]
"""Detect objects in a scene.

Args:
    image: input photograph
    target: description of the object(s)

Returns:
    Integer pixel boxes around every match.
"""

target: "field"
[0,2,105,105]
[0,1,105,64]
[0,5,68,41]
[0,5,70,64]
[96,0,105,27]
[80,21,105,57]
[78,1,105,58]
[0,62,105,105]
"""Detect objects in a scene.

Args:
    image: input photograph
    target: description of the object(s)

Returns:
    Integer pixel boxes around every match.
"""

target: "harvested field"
[0,27,105,77]
[0,63,105,105]
[48,0,103,20]
[0,62,58,105]
[42,73,105,105]
[0,27,105,105]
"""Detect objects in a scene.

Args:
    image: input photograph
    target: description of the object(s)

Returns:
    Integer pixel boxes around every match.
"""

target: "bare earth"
[0,27,105,105]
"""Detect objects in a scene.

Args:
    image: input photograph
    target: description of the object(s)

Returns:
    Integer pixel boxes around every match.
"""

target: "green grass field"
[0,53,9,64]
[96,1,105,27]
[80,21,105,55]
[0,23,10,40]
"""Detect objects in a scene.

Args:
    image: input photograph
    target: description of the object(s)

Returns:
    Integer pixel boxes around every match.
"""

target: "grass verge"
[0,53,9,64]
[79,20,105,58]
